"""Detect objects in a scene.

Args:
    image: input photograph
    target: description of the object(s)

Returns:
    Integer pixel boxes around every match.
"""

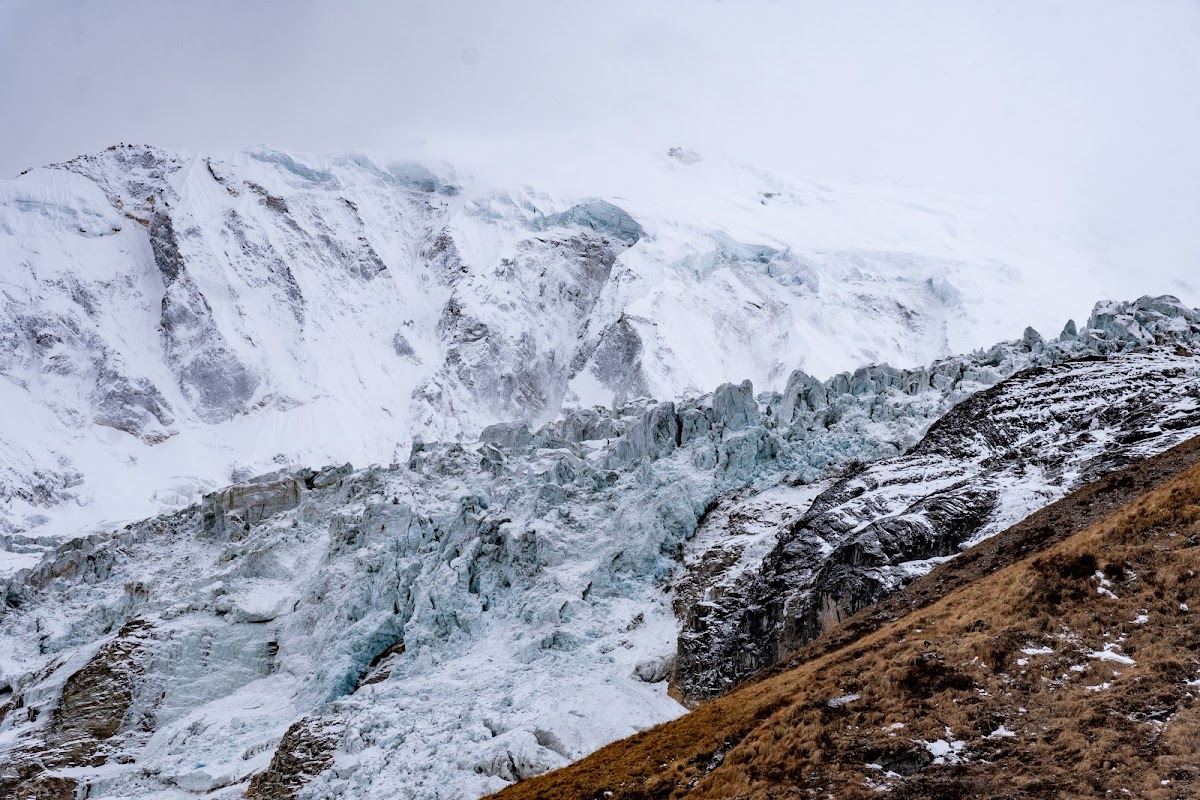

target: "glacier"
[0,143,1163,541]
[2,288,1199,797]
[3,144,1200,799]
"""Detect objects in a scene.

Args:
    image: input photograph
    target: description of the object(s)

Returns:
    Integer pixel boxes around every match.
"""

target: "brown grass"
[492,444,1200,800]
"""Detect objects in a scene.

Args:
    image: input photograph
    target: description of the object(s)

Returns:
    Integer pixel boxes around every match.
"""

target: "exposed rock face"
[148,191,259,423]
[246,716,345,800]
[573,316,649,407]
[200,475,304,540]
[0,619,154,798]
[90,364,176,441]
[426,224,638,423]
[674,346,1200,703]
[667,146,703,165]
[46,619,154,757]
[3,775,79,800]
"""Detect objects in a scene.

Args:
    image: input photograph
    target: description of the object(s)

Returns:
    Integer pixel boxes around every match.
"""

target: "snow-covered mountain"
[0,144,1163,540]
[2,295,1198,799]
[4,144,1199,799]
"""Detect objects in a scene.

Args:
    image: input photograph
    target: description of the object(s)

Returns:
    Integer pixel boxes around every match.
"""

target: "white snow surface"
[924,730,967,764]
[0,144,1170,538]
[1087,646,1136,666]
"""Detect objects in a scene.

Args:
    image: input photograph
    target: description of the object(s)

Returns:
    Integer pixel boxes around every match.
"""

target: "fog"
[2,0,1198,293]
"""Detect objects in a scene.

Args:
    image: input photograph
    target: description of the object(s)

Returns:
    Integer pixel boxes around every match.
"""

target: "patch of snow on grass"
[1021,646,1054,656]
[1087,645,1136,666]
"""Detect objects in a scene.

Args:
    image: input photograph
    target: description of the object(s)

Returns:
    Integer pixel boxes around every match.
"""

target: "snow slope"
[1,144,1174,539]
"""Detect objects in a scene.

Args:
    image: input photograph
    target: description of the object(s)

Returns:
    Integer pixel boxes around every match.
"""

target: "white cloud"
[2,0,1198,296]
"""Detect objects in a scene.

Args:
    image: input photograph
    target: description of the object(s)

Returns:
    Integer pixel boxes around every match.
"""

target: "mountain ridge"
[1,143,1169,539]
[3,143,1200,799]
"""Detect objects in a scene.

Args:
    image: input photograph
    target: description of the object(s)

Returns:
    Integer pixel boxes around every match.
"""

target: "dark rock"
[392,332,418,360]
[667,146,703,165]
[0,620,153,797]
[90,365,176,442]
[674,349,1200,704]
[147,212,184,285]
[246,716,344,800]
[574,316,649,407]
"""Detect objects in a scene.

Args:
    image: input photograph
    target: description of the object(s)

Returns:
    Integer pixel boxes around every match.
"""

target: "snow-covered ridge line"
[1,142,1165,539]
[1,295,1197,799]
[676,346,1200,701]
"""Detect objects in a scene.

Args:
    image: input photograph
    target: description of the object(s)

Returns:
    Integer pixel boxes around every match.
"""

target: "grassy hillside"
[493,437,1200,799]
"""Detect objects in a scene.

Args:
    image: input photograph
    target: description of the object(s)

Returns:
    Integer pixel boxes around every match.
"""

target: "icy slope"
[0,144,1163,539]
[1,297,1198,799]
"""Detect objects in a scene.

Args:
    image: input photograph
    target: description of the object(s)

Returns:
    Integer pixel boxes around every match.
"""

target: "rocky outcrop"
[570,316,649,407]
[153,209,262,423]
[246,716,345,800]
[90,363,176,441]
[200,475,304,540]
[428,227,636,424]
[673,346,1200,704]
[0,619,154,798]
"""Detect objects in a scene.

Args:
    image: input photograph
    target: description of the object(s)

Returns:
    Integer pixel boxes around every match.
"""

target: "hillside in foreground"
[493,435,1200,799]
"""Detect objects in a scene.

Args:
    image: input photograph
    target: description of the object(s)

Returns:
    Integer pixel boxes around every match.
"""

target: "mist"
[2,0,1198,296]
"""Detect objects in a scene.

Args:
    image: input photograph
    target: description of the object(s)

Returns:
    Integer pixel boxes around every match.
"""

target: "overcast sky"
[2,1,1199,238]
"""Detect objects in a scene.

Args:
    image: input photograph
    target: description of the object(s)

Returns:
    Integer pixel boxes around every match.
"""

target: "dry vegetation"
[492,440,1200,799]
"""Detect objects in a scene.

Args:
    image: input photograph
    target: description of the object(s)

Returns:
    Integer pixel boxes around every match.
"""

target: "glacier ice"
[1,294,1198,798]
[0,143,1152,539]
[4,143,1200,799]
